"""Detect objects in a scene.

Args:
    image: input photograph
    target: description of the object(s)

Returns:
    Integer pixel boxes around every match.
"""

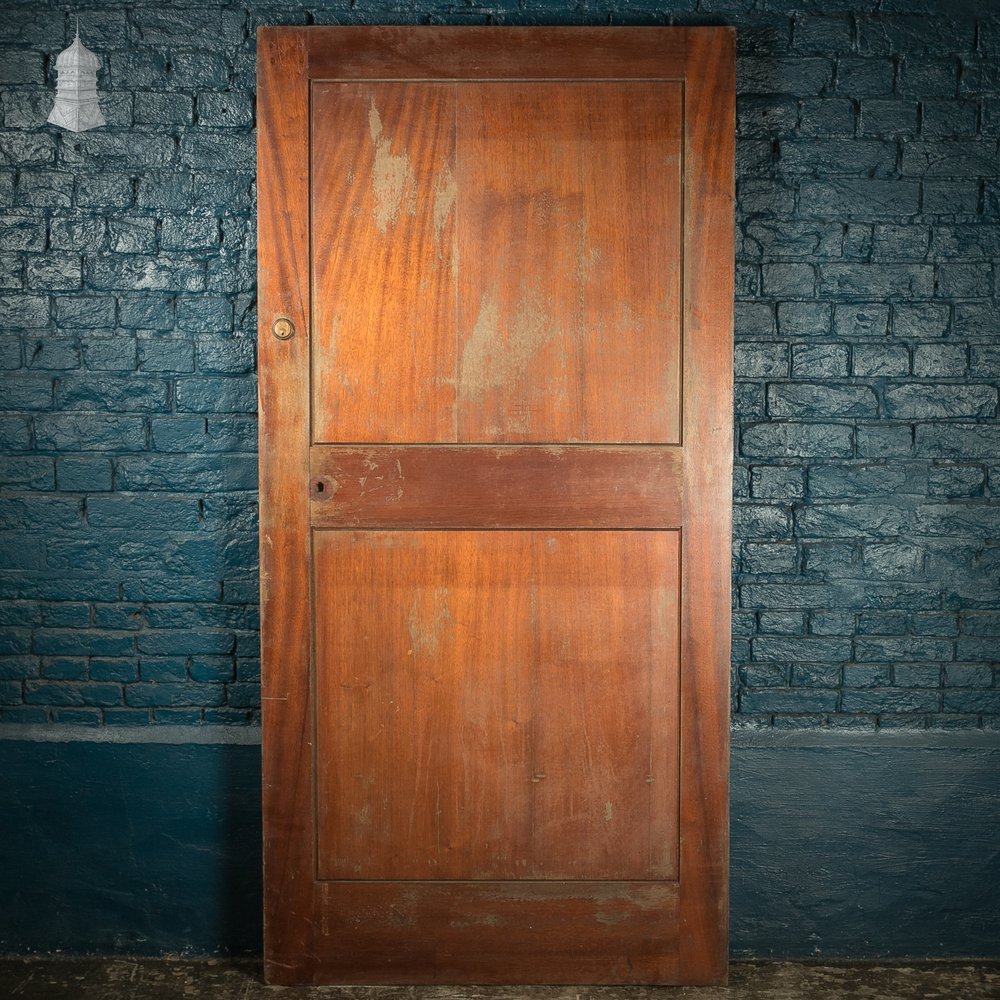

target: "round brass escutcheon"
[272,317,295,340]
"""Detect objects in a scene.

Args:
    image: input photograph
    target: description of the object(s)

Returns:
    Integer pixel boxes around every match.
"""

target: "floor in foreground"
[1,959,999,999]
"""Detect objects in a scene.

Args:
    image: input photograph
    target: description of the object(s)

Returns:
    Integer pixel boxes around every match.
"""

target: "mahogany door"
[257,27,733,985]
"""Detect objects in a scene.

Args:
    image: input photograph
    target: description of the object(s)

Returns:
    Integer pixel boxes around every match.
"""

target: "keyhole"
[316,481,325,493]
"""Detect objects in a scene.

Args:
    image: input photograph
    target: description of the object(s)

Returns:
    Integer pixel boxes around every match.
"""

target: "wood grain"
[306,26,690,80]
[256,27,316,984]
[313,530,680,882]
[259,25,733,986]
[311,83,457,442]
[455,83,682,442]
[309,446,683,528]
[677,28,735,985]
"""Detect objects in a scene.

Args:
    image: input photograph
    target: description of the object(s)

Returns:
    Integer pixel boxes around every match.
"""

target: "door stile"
[257,27,317,983]
[678,30,735,983]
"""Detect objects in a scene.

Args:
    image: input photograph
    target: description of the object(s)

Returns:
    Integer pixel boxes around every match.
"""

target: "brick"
[125,682,225,708]
[810,464,924,499]
[179,131,255,172]
[136,172,193,210]
[836,58,894,98]
[858,15,975,57]
[196,92,254,128]
[0,293,49,329]
[791,342,849,378]
[841,689,939,713]
[160,215,220,253]
[16,171,73,208]
[62,132,176,171]
[139,658,189,682]
[0,456,54,489]
[912,344,968,378]
[737,56,833,96]
[55,376,168,413]
[0,132,56,167]
[53,296,116,329]
[893,666,943,690]
[897,60,958,98]
[754,636,850,661]
[25,337,80,371]
[24,681,123,707]
[942,691,1000,713]
[844,665,892,688]
[859,100,919,136]
[799,178,919,219]
[742,421,853,459]
[86,497,200,532]
[117,454,256,492]
[956,637,1000,662]
[902,141,999,177]
[74,174,133,210]
[796,98,855,136]
[892,301,949,339]
[108,217,158,255]
[90,659,139,683]
[922,99,979,139]
[176,295,233,333]
[762,263,816,298]
[936,263,993,299]
[733,504,791,539]
[81,336,138,372]
[884,383,996,420]
[0,50,44,85]
[56,457,114,492]
[0,415,31,450]
[796,502,911,538]
[134,91,194,125]
[852,344,909,377]
[138,338,195,373]
[118,295,174,331]
[744,219,842,259]
[820,263,935,299]
[833,302,889,340]
[779,139,896,176]
[175,376,256,413]
[844,225,874,259]
[88,255,205,294]
[742,689,839,713]
[777,301,831,337]
[768,383,878,419]
[751,464,805,500]
[0,214,45,253]
[196,338,254,374]
[741,542,798,574]
[48,217,106,253]
[791,14,852,54]
[40,658,89,680]
[734,342,788,379]
[945,665,993,687]
[872,224,930,261]
[0,375,52,410]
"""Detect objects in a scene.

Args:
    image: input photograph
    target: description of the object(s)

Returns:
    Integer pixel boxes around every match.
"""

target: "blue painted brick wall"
[0,1,997,731]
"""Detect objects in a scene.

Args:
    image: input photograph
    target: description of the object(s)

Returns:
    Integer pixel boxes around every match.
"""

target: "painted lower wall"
[1,729,997,959]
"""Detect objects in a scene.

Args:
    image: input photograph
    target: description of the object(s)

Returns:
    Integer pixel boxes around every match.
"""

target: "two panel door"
[258,27,733,985]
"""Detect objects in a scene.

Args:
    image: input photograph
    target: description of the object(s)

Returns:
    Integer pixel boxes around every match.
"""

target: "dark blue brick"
[108,217,158,255]
[799,179,919,219]
[136,172,193,210]
[53,296,116,329]
[0,375,52,410]
[138,338,195,373]
[859,100,919,136]
[189,657,234,683]
[844,665,892,688]
[912,344,968,378]
[791,343,849,378]
[820,263,935,299]
[852,344,910,377]
[810,464,924,499]
[175,376,256,414]
[74,174,134,210]
[26,255,82,292]
[777,301,831,338]
[893,301,950,339]
[0,456,54,489]
[942,691,1000,713]
[197,92,254,128]
[884,383,997,420]
[87,496,200,532]
[797,502,911,538]
[944,664,993,687]
[23,681,123,707]
[116,454,256,492]
[197,339,254,375]
[734,303,776,343]
[25,337,80,371]
[139,658,189,682]
[872,224,931,262]
[742,421,853,459]
[928,464,986,498]
[842,689,940,713]
[56,457,114,492]
[134,91,194,125]
[118,295,174,331]
[81,336,138,372]
[0,655,38,678]
[741,542,798,575]
[768,383,878,419]
[738,56,833,96]
[744,219,842,259]
[836,58,894,98]
[734,342,788,378]
[796,98,855,136]
[742,688,839,713]
[55,375,168,413]
[902,141,998,177]
[89,659,139,683]
[125,682,224,708]
[779,139,896,176]
[225,682,260,709]
[176,296,233,334]
[40,658,89,680]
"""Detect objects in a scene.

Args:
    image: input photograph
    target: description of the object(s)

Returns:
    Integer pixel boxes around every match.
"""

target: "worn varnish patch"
[368,99,418,233]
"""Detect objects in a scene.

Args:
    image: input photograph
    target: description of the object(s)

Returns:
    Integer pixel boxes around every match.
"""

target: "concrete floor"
[0,959,998,999]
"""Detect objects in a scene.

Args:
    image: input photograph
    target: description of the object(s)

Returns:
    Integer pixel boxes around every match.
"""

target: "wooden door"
[257,27,733,986]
